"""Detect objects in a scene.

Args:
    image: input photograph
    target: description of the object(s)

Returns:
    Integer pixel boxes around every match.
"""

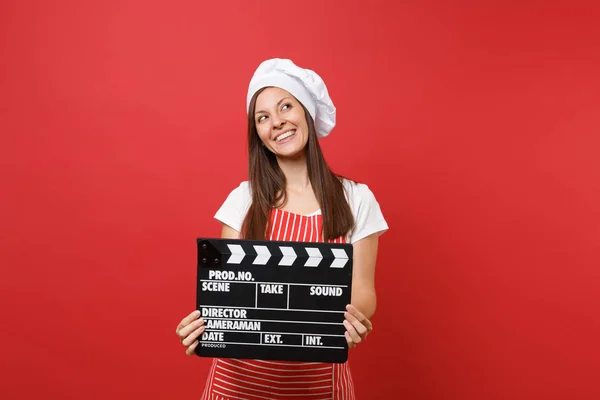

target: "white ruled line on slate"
[199,305,345,314]
[201,317,343,325]
[205,329,344,337]
[202,341,345,350]
[199,279,348,288]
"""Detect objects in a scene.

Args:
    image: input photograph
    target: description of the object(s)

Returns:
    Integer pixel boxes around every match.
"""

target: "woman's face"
[254,87,309,159]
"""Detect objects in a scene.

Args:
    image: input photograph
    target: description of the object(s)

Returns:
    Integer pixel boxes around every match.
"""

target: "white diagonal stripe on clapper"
[226,244,245,264]
[330,248,348,268]
[252,245,271,265]
[278,246,296,266]
[304,247,322,267]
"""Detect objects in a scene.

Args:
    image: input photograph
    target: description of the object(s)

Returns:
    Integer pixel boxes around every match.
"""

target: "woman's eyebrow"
[255,97,291,115]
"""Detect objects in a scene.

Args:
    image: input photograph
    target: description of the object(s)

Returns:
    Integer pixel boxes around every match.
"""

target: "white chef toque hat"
[246,58,336,138]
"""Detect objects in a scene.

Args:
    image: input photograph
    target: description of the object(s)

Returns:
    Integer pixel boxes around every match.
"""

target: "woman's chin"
[273,147,306,161]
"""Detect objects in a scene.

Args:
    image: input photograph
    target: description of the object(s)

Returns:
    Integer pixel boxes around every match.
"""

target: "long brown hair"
[241,88,355,241]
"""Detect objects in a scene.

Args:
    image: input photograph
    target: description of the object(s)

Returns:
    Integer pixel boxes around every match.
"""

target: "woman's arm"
[221,223,241,239]
[344,233,380,347]
[349,234,379,319]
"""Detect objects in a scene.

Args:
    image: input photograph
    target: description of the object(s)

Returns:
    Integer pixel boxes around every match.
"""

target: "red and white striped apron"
[201,209,355,400]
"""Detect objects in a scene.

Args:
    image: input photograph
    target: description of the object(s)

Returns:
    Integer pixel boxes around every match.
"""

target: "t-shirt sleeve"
[348,183,389,244]
[213,181,252,232]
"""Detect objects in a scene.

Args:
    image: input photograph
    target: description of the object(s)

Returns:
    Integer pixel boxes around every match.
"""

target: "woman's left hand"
[343,304,373,349]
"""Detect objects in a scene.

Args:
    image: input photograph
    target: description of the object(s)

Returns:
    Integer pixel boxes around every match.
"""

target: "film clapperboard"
[195,238,353,363]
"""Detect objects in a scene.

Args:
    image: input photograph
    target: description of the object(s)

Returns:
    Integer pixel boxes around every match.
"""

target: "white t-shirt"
[214,179,389,244]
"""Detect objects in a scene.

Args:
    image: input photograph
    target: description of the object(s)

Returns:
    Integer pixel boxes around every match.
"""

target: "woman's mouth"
[275,130,296,143]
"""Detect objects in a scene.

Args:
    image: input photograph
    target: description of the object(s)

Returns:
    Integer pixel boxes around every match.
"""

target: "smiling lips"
[274,129,296,143]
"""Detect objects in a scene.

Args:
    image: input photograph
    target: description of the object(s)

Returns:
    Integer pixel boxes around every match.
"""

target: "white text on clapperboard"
[200,269,346,349]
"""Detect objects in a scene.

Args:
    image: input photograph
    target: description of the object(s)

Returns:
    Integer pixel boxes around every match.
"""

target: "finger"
[343,319,362,345]
[186,340,200,356]
[176,310,201,335]
[344,312,369,338]
[345,332,355,349]
[346,304,373,332]
[345,304,371,328]
[182,325,205,347]
[178,318,205,341]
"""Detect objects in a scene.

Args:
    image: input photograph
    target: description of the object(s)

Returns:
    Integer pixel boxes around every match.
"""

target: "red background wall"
[1,1,599,399]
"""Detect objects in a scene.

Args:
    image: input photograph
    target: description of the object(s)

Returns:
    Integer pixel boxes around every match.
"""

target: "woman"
[176,58,389,399]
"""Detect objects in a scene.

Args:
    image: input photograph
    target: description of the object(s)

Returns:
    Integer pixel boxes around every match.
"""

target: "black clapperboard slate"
[195,238,353,363]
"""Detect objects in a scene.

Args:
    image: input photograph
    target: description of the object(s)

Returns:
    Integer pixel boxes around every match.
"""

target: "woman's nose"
[271,115,285,129]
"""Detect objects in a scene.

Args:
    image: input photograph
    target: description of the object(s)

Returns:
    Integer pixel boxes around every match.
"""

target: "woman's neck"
[277,153,311,192]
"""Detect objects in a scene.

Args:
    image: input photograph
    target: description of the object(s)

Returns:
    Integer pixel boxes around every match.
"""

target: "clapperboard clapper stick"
[195,238,353,363]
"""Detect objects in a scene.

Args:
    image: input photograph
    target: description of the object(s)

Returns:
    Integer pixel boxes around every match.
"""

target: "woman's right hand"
[176,310,205,356]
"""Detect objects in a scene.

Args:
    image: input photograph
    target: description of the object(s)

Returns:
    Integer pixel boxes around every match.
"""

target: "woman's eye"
[257,115,267,123]
[281,103,291,111]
